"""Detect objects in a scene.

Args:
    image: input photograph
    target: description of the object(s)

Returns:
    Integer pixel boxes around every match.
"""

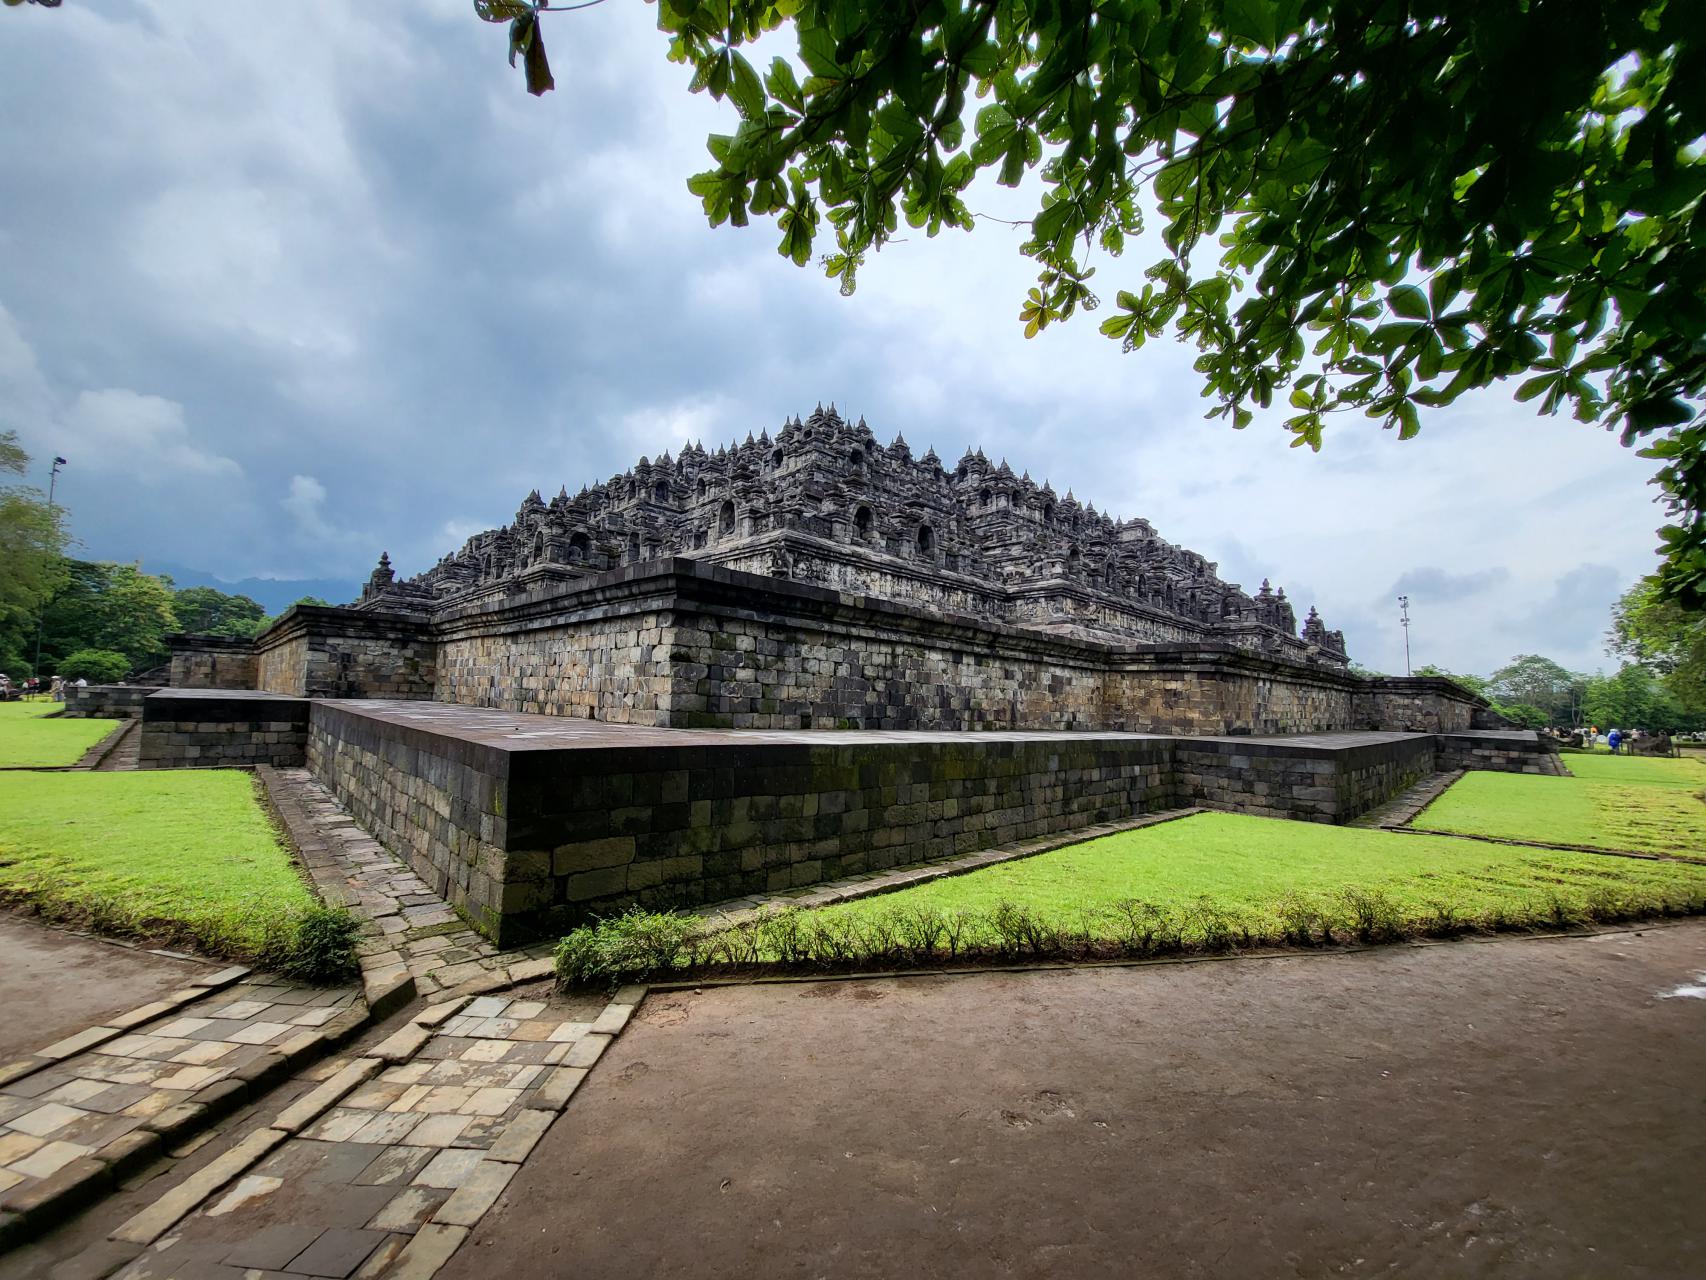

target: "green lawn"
[0,770,320,959]
[0,701,121,767]
[818,812,1706,941]
[556,811,1706,982]
[1414,754,1706,857]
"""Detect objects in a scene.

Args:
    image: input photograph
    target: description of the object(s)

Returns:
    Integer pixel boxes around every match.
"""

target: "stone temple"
[367,402,1349,676]
[86,405,1556,942]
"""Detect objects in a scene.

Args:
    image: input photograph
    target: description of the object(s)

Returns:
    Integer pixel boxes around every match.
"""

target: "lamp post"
[31,456,67,683]
[1398,594,1412,677]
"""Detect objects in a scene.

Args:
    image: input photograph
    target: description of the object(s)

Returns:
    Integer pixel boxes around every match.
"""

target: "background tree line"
[1416,578,1706,735]
[0,431,326,684]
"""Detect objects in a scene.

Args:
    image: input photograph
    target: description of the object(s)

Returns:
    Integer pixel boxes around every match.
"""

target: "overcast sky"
[0,1,1668,677]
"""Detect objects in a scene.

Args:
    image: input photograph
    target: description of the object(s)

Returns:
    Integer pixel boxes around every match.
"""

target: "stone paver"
[260,768,554,998]
[0,970,358,1230]
[99,984,616,1280]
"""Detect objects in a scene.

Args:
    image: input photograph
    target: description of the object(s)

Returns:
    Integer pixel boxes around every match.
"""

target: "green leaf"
[475,0,532,23]
[765,56,804,112]
[1388,284,1430,320]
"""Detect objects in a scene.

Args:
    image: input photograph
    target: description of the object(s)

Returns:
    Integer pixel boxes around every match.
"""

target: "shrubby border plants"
[554,878,1706,988]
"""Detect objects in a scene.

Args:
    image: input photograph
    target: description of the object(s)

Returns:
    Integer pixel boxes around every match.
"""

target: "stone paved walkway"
[0,968,359,1237]
[259,769,553,999]
[97,982,636,1279]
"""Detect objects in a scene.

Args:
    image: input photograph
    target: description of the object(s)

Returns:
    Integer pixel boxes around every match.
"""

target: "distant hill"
[151,564,362,616]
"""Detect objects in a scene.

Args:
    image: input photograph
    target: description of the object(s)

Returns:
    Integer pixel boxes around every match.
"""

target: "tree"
[39,561,178,675]
[1412,664,1491,699]
[1582,662,1691,733]
[1494,702,1548,730]
[55,648,130,684]
[172,586,269,640]
[0,431,69,676]
[1487,654,1586,727]
[543,0,1703,602]
[1609,574,1706,709]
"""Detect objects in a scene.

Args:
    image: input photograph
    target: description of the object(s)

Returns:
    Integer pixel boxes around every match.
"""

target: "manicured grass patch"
[0,770,356,980]
[0,701,68,720]
[556,813,1706,984]
[1415,756,1706,857]
[0,703,119,767]
[816,812,1706,936]
[1555,752,1706,788]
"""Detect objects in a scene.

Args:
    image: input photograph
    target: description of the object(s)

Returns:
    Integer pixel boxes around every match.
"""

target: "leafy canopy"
[624,0,1705,600]
[1610,573,1706,707]
[172,586,270,640]
[0,431,68,646]
[40,561,178,674]
[55,648,131,684]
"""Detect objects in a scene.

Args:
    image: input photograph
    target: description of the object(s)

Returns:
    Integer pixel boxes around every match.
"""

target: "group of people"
[1583,725,1647,755]
[0,673,86,702]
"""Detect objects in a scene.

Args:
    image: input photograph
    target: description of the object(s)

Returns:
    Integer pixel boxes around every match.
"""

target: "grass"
[1414,753,1706,857]
[555,812,1706,984]
[0,770,356,980]
[0,700,122,767]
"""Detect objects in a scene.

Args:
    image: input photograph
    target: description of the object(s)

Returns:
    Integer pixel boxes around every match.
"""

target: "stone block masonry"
[1436,730,1569,776]
[1176,732,1437,824]
[307,700,1178,943]
[419,560,1488,735]
[167,635,258,690]
[61,685,160,718]
[133,695,1563,941]
[138,689,310,770]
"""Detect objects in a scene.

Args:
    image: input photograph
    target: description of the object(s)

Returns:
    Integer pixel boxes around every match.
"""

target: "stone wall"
[61,685,159,718]
[508,733,1179,937]
[254,607,435,700]
[1176,733,1437,823]
[1436,731,1569,776]
[425,562,1459,734]
[168,637,258,690]
[434,611,676,725]
[191,562,1489,738]
[304,700,1178,942]
[1353,679,1479,733]
[306,703,509,930]
[1101,658,1358,735]
[138,690,309,769]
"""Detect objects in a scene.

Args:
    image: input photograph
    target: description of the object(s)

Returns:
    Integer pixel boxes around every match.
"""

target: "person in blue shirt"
[1608,728,1622,755]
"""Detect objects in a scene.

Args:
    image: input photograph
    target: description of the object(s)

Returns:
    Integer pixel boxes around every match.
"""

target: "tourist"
[1608,727,1622,755]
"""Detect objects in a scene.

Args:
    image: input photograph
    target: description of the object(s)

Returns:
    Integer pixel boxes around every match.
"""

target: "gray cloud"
[0,0,1671,676]
[1388,566,1511,604]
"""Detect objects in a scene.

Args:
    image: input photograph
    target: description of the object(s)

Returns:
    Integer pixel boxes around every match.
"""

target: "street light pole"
[31,456,67,682]
[1398,595,1412,677]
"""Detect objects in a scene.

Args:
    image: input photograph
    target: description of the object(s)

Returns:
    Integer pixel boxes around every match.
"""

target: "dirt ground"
[0,912,214,1059]
[448,924,1706,1279]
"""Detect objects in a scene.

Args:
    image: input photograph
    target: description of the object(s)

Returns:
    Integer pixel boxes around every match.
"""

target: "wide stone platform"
[125,693,1560,943]
[296,700,1453,942]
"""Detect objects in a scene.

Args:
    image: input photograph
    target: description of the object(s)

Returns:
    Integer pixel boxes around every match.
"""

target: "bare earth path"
[0,914,213,1061]
[449,924,1706,1280]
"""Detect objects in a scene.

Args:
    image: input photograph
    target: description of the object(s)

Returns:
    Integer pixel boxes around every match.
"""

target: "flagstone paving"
[94,982,636,1280]
[0,969,360,1238]
[259,768,553,998]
